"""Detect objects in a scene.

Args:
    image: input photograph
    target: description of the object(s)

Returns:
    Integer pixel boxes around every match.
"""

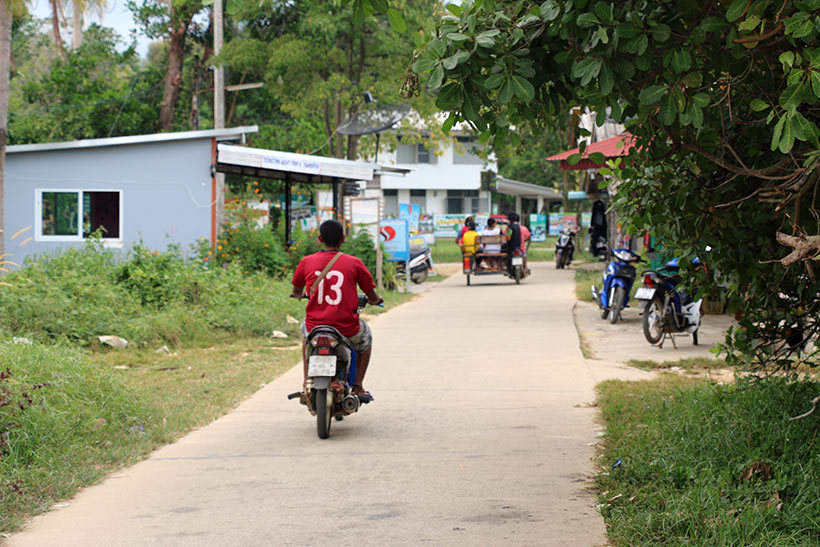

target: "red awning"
[546,132,636,171]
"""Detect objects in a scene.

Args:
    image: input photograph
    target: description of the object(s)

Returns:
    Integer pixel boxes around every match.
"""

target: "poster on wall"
[548,213,579,236]
[380,219,409,261]
[400,203,422,232]
[581,212,592,228]
[529,214,547,242]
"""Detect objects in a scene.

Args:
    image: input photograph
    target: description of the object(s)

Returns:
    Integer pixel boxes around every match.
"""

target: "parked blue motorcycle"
[636,257,702,347]
[591,249,643,324]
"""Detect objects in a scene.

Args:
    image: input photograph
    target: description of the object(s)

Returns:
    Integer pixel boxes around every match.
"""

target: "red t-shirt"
[292,251,376,337]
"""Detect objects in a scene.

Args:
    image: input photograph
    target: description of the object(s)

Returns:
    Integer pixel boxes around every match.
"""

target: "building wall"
[377,137,496,216]
[4,139,213,265]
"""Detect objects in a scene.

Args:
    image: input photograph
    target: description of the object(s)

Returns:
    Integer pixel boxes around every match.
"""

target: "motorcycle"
[636,258,702,347]
[287,294,376,439]
[555,228,576,269]
[505,247,529,284]
[396,246,434,284]
[591,249,643,324]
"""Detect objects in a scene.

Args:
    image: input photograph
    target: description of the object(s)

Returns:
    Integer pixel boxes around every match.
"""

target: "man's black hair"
[487,218,496,227]
[507,212,520,222]
[466,219,476,230]
[320,219,344,247]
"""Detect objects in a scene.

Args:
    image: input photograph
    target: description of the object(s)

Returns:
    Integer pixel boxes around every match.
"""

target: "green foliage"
[9,23,161,143]
[597,376,820,545]
[0,343,147,532]
[417,0,820,372]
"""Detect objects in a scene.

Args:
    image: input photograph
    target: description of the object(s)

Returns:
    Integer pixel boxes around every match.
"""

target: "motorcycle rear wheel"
[609,286,625,324]
[514,266,521,284]
[315,388,333,439]
[555,251,562,269]
[692,329,699,346]
[411,269,428,284]
[643,299,664,344]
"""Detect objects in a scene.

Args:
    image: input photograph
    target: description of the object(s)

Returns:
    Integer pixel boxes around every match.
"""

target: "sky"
[29,0,152,58]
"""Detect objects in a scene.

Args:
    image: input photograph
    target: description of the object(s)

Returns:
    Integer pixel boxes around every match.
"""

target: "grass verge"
[596,375,820,545]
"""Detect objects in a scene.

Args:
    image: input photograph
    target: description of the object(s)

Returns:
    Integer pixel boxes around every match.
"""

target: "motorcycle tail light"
[317,348,331,355]
[311,335,338,348]
[643,274,655,288]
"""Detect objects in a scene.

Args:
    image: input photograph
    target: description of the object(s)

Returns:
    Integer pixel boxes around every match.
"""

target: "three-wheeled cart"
[461,235,528,285]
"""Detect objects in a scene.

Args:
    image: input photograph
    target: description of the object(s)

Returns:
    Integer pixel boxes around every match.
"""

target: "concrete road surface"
[9,263,652,547]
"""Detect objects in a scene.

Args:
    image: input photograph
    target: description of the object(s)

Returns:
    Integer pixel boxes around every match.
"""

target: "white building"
[369,130,495,218]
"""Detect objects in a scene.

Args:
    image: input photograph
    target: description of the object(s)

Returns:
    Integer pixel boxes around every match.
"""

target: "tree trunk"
[72,3,82,50]
[157,22,188,131]
[346,135,358,160]
[334,100,343,158]
[50,0,66,58]
[0,0,12,261]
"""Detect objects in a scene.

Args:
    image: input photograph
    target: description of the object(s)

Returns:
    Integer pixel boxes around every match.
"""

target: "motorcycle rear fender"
[312,377,331,390]
[683,299,702,332]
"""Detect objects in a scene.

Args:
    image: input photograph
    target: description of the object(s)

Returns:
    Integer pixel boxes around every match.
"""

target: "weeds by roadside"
[627,357,727,372]
[596,376,820,545]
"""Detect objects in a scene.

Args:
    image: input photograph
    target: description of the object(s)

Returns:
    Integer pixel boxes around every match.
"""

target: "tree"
[1,0,27,263]
[218,0,435,159]
[129,0,207,130]
[9,24,161,143]
[69,0,107,50]
[411,0,820,371]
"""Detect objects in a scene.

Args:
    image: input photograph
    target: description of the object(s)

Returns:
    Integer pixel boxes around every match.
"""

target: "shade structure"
[546,132,636,171]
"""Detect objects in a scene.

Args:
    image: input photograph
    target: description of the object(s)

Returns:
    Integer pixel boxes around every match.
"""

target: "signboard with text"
[529,214,547,242]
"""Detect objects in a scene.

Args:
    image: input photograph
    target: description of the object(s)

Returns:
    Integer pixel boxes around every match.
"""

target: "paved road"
[9,263,651,547]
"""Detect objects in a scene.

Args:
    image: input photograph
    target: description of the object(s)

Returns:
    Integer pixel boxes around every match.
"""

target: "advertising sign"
[380,219,409,262]
[529,214,547,242]
[549,213,579,236]
[581,212,592,228]
[433,214,492,237]
[433,214,464,237]
[400,203,422,233]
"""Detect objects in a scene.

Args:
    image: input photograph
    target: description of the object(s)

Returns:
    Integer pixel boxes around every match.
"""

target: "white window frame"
[35,189,124,243]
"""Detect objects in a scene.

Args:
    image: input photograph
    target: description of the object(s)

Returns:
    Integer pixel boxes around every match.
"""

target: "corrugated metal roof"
[546,132,636,171]
[6,126,258,154]
[496,177,563,200]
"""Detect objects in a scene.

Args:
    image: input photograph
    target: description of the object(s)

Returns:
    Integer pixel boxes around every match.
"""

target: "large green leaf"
[691,104,704,128]
[387,8,406,33]
[598,62,614,95]
[639,84,668,105]
[436,82,463,110]
[588,152,606,164]
[428,64,444,90]
[779,114,796,153]
[442,51,471,70]
[511,75,535,101]
[412,58,438,73]
[651,24,671,42]
[484,73,506,90]
[576,13,599,28]
[659,93,677,125]
[771,115,786,151]
[725,0,748,22]
[779,82,805,110]
[615,23,642,39]
[540,0,561,21]
[749,98,770,112]
[498,78,514,104]
[811,71,820,100]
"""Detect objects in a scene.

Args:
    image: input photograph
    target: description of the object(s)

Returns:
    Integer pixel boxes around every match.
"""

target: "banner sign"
[529,213,547,242]
[549,213,578,236]
[400,203,422,233]
[433,214,491,237]
[380,219,409,262]
[581,212,592,228]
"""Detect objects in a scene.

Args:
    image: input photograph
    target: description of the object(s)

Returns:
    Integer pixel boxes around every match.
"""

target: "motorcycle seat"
[306,325,353,348]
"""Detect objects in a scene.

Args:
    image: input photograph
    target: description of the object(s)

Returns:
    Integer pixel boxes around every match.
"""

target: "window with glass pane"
[83,192,120,238]
[42,192,79,236]
[416,143,430,164]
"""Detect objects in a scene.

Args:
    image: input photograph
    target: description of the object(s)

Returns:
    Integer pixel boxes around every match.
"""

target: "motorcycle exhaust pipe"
[341,394,360,414]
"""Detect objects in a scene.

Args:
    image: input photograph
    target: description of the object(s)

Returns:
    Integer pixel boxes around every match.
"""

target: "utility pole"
[213,0,225,238]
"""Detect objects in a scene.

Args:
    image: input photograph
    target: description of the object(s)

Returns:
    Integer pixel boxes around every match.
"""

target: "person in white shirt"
[478,217,502,268]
